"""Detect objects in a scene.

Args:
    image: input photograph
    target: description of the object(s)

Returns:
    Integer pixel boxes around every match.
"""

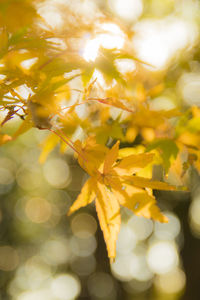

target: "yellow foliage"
[68,139,174,261]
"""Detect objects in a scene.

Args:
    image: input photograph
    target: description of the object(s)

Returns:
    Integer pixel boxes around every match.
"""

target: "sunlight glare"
[178,72,200,106]
[115,59,136,74]
[83,23,125,62]
[133,16,198,70]
[108,0,143,22]
[20,58,38,70]
[37,1,64,30]
[83,39,99,62]
[91,69,105,87]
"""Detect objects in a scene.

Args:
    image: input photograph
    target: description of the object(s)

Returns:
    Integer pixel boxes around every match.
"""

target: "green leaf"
[8,27,28,46]
[147,139,178,171]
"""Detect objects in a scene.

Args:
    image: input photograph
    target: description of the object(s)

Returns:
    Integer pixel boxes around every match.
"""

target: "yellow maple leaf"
[39,133,60,164]
[68,178,96,214]
[68,138,176,262]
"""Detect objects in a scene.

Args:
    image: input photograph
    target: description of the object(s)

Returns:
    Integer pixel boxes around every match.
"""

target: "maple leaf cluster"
[67,137,175,261]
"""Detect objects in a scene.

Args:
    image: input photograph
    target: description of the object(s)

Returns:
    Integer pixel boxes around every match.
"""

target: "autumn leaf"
[13,116,33,139]
[68,138,175,262]
[73,137,108,176]
[114,185,168,222]
[87,97,135,113]
[68,178,96,215]
[95,181,121,261]
[39,133,60,164]
[103,140,120,174]
[121,175,176,191]
[114,152,155,175]
[130,107,180,129]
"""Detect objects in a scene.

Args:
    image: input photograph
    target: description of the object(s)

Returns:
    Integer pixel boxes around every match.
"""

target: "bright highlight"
[83,23,125,62]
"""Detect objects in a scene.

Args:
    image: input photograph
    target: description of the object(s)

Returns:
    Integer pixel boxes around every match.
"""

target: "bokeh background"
[0,0,200,299]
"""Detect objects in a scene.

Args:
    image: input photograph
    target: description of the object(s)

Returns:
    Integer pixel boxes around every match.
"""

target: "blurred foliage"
[0,0,200,299]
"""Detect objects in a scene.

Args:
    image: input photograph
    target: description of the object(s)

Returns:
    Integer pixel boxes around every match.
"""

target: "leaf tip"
[161,215,169,223]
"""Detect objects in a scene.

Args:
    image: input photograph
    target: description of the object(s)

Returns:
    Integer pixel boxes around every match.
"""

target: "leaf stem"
[49,128,86,161]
